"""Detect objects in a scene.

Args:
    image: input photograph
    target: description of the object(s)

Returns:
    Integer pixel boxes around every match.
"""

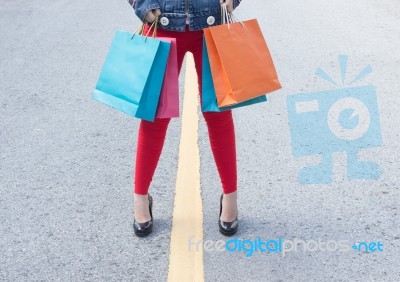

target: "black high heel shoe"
[133,194,153,237]
[218,193,238,236]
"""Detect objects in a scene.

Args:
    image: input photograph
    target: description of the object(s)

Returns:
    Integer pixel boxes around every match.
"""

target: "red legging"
[134,25,237,195]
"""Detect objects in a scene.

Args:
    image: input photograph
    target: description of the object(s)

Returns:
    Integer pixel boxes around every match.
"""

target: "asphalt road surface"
[1,0,400,281]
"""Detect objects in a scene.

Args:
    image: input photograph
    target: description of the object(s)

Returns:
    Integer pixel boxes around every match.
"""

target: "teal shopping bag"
[92,30,171,121]
[201,37,267,112]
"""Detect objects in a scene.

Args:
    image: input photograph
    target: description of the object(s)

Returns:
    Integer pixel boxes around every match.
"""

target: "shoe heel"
[133,193,154,237]
[218,193,238,236]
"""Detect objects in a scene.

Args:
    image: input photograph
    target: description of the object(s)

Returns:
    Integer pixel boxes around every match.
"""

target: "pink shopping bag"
[155,37,179,118]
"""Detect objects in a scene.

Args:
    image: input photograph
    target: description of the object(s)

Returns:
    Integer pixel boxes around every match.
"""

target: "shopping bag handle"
[130,13,159,41]
[220,3,244,28]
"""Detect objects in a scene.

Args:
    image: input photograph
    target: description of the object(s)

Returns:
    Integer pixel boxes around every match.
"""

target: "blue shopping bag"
[201,37,267,112]
[92,30,171,121]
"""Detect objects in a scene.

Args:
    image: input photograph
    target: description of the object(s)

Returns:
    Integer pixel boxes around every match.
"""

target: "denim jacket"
[127,0,241,31]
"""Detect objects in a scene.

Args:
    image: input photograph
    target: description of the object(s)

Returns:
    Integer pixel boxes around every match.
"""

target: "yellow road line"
[167,53,204,282]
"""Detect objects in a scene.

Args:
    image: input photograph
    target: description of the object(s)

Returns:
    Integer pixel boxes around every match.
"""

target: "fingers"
[225,0,234,12]
[145,9,160,23]
[220,0,234,13]
[145,10,156,22]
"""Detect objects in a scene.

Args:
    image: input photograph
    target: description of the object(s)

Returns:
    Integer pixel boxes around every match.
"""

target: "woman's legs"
[133,26,189,222]
[202,110,238,222]
[134,118,171,195]
[202,111,237,194]
[133,117,170,222]
[189,29,238,194]
[134,26,190,196]
[134,25,238,222]
[189,28,238,221]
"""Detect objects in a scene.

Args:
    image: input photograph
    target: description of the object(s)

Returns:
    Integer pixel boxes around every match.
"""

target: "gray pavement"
[1,0,400,281]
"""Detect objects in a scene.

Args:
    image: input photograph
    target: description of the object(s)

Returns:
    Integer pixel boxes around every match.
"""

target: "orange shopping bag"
[204,15,282,107]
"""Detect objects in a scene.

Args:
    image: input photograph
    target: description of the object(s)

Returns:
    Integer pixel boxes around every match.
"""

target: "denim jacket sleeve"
[127,0,161,21]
